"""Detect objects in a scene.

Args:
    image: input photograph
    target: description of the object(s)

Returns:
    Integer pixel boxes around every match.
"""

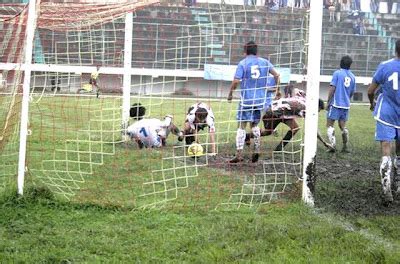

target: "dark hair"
[318,99,325,111]
[340,55,353,70]
[396,39,400,57]
[195,107,208,122]
[129,103,146,120]
[244,41,257,56]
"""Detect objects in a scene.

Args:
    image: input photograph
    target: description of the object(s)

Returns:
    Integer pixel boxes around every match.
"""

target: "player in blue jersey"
[368,39,400,204]
[326,55,356,153]
[227,41,280,163]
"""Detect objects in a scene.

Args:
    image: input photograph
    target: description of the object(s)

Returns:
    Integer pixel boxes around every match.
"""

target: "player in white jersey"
[126,103,182,148]
[246,86,334,151]
[178,102,216,155]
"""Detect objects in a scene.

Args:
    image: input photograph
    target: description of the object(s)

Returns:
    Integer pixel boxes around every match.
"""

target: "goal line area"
[0,1,308,209]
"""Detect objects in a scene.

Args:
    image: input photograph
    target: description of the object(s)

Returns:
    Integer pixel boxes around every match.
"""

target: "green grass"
[1,96,400,262]
[1,190,399,263]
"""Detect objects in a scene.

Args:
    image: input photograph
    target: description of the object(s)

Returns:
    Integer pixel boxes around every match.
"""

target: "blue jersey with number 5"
[234,55,274,109]
[373,58,400,127]
[330,69,356,109]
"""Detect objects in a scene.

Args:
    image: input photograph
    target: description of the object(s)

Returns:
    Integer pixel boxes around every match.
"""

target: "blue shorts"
[327,106,349,121]
[237,105,262,124]
[375,121,400,141]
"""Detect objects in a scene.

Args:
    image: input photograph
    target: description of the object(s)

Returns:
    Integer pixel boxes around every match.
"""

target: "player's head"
[340,55,353,70]
[244,41,257,56]
[194,107,208,123]
[129,103,146,120]
[396,39,400,57]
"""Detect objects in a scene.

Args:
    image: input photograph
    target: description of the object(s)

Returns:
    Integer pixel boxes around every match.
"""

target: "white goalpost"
[0,0,320,209]
[301,0,323,206]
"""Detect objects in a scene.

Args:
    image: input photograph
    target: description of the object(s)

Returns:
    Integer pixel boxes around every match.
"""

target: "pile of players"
[125,39,400,205]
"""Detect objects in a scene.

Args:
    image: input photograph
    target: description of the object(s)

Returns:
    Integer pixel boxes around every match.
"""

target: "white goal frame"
[11,0,322,205]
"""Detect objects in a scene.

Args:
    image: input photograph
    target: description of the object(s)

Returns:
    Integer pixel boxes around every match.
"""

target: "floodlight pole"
[302,0,323,206]
[122,12,133,135]
[17,0,37,195]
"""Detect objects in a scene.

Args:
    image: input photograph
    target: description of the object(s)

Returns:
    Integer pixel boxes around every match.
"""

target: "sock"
[236,128,246,150]
[327,126,336,148]
[380,156,392,193]
[342,128,349,147]
[252,127,261,152]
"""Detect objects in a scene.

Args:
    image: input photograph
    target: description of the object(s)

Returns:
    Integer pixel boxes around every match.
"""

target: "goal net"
[0,1,309,209]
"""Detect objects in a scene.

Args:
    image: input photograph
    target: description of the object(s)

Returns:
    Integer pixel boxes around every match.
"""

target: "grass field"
[1,96,400,262]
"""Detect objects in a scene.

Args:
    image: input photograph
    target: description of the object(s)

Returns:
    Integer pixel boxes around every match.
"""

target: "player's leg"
[250,109,262,163]
[376,121,394,204]
[245,113,280,145]
[338,108,350,152]
[274,118,299,151]
[317,130,335,150]
[95,85,100,98]
[338,120,349,153]
[380,141,393,203]
[394,138,400,194]
[230,106,249,163]
[326,106,337,152]
[230,121,247,163]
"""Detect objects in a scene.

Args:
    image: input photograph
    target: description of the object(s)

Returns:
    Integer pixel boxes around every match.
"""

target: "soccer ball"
[187,143,204,157]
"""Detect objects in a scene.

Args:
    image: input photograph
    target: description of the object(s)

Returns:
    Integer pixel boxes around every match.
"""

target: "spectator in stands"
[370,0,378,13]
[328,0,336,22]
[352,0,360,10]
[268,0,279,10]
[302,0,309,8]
[335,0,342,22]
[279,0,287,7]
[294,0,301,8]
[342,0,350,11]
[354,17,366,35]
[387,0,394,13]
[184,0,192,7]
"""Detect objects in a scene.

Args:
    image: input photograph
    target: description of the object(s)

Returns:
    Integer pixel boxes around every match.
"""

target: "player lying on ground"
[368,39,400,204]
[126,103,182,148]
[178,102,216,154]
[246,86,334,151]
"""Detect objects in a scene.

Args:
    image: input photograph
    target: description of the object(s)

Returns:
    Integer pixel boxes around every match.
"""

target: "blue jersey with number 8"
[373,58,400,128]
[330,69,356,109]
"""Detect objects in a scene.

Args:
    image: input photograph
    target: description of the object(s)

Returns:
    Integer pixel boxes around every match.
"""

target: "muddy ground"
[315,156,400,216]
[207,151,400,216]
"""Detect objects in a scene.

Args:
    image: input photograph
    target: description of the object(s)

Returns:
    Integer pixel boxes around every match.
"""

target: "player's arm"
[228,63,244,102]
[269,68,281,99]
[367,81,380,111]
[207,116,217,154]
[228,79,240,102]
[209,128,216,154]
[326,85,335,109]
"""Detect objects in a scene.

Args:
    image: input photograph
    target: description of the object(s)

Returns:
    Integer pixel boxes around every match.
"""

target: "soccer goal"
[0,0,322,209]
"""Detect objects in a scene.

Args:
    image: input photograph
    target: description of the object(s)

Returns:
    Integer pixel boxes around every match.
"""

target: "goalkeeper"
[126,103,182,148]
[246,85,334,151]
